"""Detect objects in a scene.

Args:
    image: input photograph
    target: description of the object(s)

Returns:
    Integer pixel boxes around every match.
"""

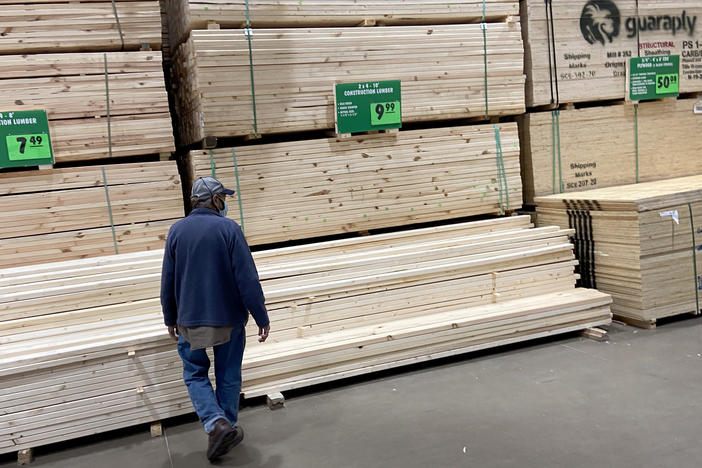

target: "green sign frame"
[629,55,680,101]
[335,80,402,134]
[0,110,54,169]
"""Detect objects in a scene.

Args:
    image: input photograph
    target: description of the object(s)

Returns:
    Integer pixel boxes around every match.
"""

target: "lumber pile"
[0,161,183,269]
[0,52,174,162]
[172,24,525,144]
[0,0,162,54]
[166,0,520,49]
[520,98,702,204]
[0,216,612,453]
[521,0,702,107]
[186,123,523,245]
[536,176,702,327]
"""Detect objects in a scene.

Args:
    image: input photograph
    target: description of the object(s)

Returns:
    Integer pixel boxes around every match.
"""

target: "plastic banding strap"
[103,53,113,159]
[244,0,259,137]
[209,150,216,177]
[493,124,509,213]
[100,166,119,254]
[634,103,640,183]
[481,0,489,118]
[110,0,125,51]
[232,148,246,235]
[688,203,700,314]
[551,110,563,193]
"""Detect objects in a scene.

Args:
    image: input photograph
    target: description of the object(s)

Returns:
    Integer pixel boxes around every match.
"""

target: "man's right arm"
[231,226,270,331]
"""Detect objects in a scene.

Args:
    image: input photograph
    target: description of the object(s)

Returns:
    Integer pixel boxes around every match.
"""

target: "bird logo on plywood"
[580,0,621,45]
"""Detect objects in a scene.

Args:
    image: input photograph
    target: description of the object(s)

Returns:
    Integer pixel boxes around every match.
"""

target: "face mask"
[219,201,228,218]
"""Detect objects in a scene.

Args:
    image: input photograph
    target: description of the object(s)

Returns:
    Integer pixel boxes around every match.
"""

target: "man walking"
[160,176,270,462]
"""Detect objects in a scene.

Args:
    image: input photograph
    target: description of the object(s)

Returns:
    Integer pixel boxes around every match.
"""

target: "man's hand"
[258,324,270,343]
[167,326,178,342]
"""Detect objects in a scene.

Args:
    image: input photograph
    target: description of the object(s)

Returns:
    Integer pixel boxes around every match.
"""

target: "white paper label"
[660,210,680,224]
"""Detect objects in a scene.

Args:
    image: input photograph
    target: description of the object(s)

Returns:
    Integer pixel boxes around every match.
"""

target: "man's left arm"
[160,230,178,341]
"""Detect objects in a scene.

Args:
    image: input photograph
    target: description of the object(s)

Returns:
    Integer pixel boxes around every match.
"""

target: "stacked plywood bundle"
[186,123,523,245]
[521,0,702,107]
[0,52,173,163]
[519,98,702,203]
[172,23,525,144]
[166,0,520,50]
[0,161,183,269]
[0,216,612,453]
[0,0,162,54]
[536,176,702,327]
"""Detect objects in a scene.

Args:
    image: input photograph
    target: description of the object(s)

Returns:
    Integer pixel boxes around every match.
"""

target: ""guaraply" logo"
[580,0,697,46]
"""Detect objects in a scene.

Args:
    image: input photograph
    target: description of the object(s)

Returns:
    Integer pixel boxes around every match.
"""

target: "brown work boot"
[206,418,235,462]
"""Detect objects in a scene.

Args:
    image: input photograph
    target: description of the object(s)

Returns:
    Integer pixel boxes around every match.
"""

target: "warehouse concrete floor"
[2,317,701,468]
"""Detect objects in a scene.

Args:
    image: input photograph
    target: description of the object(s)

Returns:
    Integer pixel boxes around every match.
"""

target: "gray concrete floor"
[2,318,701,468]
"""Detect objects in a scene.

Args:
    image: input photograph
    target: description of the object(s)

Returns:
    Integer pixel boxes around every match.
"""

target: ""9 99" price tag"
[370,101,401,126]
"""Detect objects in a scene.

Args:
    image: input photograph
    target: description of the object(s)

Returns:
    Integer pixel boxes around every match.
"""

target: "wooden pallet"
[0,162,183,269]
[186,123,523,245]
[172,23,525,144]
[521,0,702,107]
[0,52,174,163]
[166,0,520,49]
[0,0,162,54]
[0,216,611,454]
[536,176,702,325]
[519,98,702,204]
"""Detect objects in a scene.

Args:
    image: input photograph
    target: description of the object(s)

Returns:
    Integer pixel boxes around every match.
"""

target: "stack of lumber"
[521,0,702,107]
[172,23,525,144]
[536,176,702,327]
[0,52,174,162]
[0,0,162,54]
[520,98,702,204]
[166,0,520,49]
[186,123,523,245]
[0,216,612,453]
[0,161,183,269]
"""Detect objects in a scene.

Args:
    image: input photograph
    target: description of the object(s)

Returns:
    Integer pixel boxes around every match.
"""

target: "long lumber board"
[166,0,519,49]
[536,176,702,324]
[172,24,525,144]
[187,124,522,245]
[521,0,702,107]
[519,98,702,203]
[0,162,182,269]
[0,52,173,162]
[0,1,161,54]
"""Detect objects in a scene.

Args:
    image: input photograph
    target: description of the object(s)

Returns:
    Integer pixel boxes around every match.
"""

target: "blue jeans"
[177,324,246,433]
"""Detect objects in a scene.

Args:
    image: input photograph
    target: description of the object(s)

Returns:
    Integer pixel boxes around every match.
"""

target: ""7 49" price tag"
[6,134,51,161]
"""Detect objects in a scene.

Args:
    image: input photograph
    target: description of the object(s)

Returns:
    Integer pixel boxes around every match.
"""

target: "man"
[160,176,271,462]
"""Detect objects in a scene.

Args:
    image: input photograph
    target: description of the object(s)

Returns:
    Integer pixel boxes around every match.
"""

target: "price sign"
[370,101,401,125]
[629,55,680,101]
[335,80,402,133]
[0,110,54,168]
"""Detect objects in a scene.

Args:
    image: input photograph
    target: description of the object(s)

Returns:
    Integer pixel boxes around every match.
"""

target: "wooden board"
[536,176,702,323]
[172,23,525,144]
[166,0,520,49]
[0,216,611,452]
[519,98,702,204]
[186,123,523,245]
[0,1,162,54]
[521,0,702,107]
[0,52,173,162]
[0,162,182,269]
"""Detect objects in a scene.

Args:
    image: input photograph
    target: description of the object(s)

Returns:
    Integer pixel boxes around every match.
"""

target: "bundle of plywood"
[520,98,702,204]
[186,123,523,245]
[0,0,162,54]
[521,0,702,107]
[166,0,520,50]
[172,23,525,144]
[0,52,173,162]
[0,216,611,453]
[0,161,183,269]
[536,176,702,327]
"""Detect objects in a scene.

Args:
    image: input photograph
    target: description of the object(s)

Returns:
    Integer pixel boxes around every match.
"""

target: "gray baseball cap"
[191,176,235,200]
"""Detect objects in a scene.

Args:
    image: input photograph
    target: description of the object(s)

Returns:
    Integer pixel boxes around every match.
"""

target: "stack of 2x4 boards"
[0,0,179,268]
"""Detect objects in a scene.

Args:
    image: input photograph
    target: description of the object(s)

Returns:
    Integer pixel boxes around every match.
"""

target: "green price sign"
[0,110,54,168]
[335,80,402,134]
[370,101,401,125]
[629,55,680,101]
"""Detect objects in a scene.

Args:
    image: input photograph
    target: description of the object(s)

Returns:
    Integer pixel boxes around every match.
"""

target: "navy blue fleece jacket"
[160,208,269,328]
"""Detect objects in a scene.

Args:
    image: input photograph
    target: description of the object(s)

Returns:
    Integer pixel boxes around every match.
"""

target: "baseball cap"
[191,176,235,200]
